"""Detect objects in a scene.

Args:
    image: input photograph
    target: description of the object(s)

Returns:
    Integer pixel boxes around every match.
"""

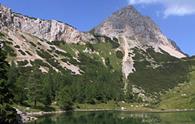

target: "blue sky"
[0,0,194,56]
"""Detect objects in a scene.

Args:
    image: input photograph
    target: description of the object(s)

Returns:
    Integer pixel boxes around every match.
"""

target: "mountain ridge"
[0,4,186,59]
[0,4,95,43]
[0,3,188,82]
[93,5,186,58]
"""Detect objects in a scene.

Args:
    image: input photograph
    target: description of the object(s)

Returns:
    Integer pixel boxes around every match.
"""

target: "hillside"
[159,57,195,109]
[0,3,192,111]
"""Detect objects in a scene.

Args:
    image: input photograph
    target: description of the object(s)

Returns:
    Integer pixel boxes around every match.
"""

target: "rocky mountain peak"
[93,5,186,59]
[112,5,140,19]
[93,5,186,78]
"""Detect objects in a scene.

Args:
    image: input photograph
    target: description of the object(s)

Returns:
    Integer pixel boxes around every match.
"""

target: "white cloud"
[128,0,195,17]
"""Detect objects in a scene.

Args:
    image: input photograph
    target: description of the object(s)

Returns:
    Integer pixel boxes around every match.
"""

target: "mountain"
[0,4,95,43]
[93,5,186,78]
[93,5,185,58]
[0,4,96,74]
[0,4,191,106]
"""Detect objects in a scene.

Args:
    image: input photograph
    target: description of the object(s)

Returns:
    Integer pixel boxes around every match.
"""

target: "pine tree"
[57,87,73,111]
[27,67,43,107]
[15,75,28,104]
[0,45,20,124]
[41,74,53,107]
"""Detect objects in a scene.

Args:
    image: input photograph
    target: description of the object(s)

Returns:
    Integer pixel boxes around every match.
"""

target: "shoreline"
[24,108,195,116]
[20,108,195,123]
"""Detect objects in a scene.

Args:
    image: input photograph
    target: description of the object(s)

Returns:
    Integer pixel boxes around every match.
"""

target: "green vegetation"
[3,36,125,112]
[18,49,26,56]
[1,32,194,116]
[128,48,190,93]
[159,58,195,109]
[9,57,123,111]
[76,101,151,111]
[116,50,124,59]
[0,45,20,124]
[3,42,16,57]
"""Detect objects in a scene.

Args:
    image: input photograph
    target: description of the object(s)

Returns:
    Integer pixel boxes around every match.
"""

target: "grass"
[14,101,153,113]
[76,101,152,111]
[159,58,195,109]
[128,47,190,93]
[57,40,122,71]
[13,103,61,112]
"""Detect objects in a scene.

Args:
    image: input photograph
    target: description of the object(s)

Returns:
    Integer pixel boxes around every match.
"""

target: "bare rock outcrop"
[92,5,186,78]
[0,4,94,43]
[93,5,186,58]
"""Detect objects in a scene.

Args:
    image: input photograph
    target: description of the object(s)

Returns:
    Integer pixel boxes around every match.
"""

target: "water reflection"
[28,111,195,124]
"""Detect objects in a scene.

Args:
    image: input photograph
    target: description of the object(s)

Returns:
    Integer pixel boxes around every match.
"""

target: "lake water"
[28,111,195,124]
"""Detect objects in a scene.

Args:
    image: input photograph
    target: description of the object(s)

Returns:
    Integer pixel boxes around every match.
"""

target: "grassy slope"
[159,58,195,109]
[58,41,122,71]
[128,48,190,94]
[14,101,152,112]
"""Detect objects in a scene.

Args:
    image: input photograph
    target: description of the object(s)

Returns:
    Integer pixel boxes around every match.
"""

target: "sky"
[0,0,194,56]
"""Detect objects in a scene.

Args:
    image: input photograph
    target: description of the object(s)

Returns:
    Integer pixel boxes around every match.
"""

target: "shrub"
[116,50,123,59]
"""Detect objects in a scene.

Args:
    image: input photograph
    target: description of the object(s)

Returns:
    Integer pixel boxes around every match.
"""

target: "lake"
[28,111,195,124]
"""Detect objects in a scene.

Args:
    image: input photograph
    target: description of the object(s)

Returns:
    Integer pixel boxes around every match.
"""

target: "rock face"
[93,5,186,78]
[0,4,94,43]
[93,5,186,58]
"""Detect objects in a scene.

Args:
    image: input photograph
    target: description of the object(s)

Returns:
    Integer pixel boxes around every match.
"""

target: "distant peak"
[120,5,138,13]
[112,5,140,18]
[93,5,186,58]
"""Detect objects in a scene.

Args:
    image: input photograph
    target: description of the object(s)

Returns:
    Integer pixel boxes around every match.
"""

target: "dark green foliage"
[110,37,120,48]
[0,47,20,124]
[6,41,13,45]
[96,35,120,49]
[14,45,20,49]
[0,104,19,124]
[0,32,5,37]
[37,42,42,46]
[57,87,74,111]
[27,67,44,107]
[14,75,28,104]
[25,51,32,56]
[105,57,113,69]
[42,71,59,107]
[36,50,64,70]
[2,42,16,57]
[8,38,13,41]
[7,63,28,104]
[7,62,18,89]
[18,49,26,56]
[55,50,70,57]
[17,60,28,66]
[50,41,64,46]
[75,53,123,102]
[128,48,190,93]
[29,41,36,47]
[20,35,26,39]
[86,43,95,51]
[50,46,56,51]
[47,57,64,71]
[36,49,54,59]
[32,59,50,68]
[116,50,124,59]
[9,49,124,109]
